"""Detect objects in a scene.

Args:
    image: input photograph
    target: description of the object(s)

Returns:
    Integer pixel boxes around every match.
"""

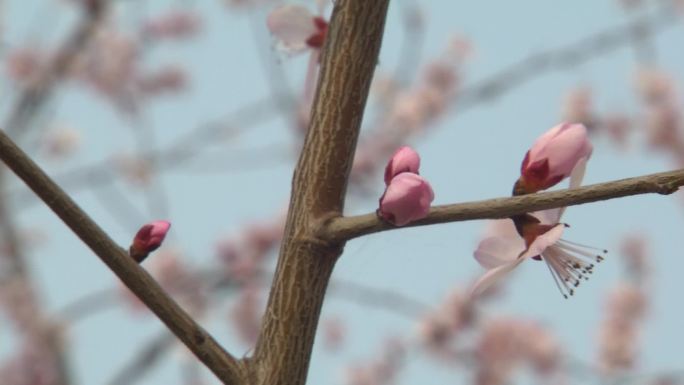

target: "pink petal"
[378,173,434,226]
[533,208,563,225]
[481,219,522,242]
[568,156,588,189]
[522,122,592,191]
[384,146,421,185]
[534,123,592,177]
[556,156,588,219]
[133,220,171,252]
[471,224,565,297]
[266,5,317,51]
[470,257,526,297]
[474,236,524,269]
[534,157,588,223]
[130,220,171,262]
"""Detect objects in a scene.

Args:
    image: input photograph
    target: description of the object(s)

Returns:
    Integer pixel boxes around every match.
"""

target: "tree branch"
[320,169,684,242]
[252,1,390,384]
[107,332,176,385]
[6,0,106,137]
[453,8,678,113]
[0,3,109,385]
[0,130,246,384]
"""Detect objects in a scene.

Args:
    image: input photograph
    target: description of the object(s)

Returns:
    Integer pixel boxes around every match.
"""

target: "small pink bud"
[378,173,434,226]
[129,220,171,262]
[384,146,421,185]
[518,122,592,194]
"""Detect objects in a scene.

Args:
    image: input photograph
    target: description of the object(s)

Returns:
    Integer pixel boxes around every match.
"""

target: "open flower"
[516,122,592,194]
[266,5,328,53]
[472,159,606,298]
[129,220,171,262]
[378,173,434,226]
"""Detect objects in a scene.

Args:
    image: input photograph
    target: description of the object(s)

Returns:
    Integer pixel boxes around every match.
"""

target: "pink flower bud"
[129,220,171,262]
[378,173,434,226]
[518,122,592,193]
[384,146,421,185]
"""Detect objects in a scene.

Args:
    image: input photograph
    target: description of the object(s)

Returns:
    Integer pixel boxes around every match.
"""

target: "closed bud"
[378,173,434,226]
[384,146,421,185]
[517,122,592,194]
[129,220,171,262]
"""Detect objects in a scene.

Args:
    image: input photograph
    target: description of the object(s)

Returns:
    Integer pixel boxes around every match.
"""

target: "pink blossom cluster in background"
[1,0,684,384]
[5,9,202,113]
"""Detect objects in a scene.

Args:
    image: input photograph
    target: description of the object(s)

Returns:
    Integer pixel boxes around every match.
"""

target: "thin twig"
[59,272,430,384]
[6,0,106,136]
[0,129,245,384]
[320,169,684,241]
[58,271,430,323]
[0,3,109,385]
[107,331,176,385]
[453,9,679,113]
[329,279,430,318]
[7,96,285,209]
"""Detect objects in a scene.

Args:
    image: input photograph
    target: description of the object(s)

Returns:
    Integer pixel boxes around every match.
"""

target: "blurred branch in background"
[0,2,109,385]
[1,0,684,384]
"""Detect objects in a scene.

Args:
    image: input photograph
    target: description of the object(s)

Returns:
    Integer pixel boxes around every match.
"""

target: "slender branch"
[320,169,684,242]
[252,1,390,384]
[57,272,430,324]
[329,279,429,318]
[0,4,109,385]
[6,0,106,136]
[453,8,679,113]
[7,96,285,209]
[64,277,429,384]
[0,130,245,384]
[107,332,176,385]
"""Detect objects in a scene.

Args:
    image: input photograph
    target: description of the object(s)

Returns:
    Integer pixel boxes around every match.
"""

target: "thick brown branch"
[0,130,245,384]
[252,1,390,384]
[320,169,684,241]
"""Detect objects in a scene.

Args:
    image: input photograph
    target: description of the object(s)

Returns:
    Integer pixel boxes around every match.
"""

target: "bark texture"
[253,1,391,384]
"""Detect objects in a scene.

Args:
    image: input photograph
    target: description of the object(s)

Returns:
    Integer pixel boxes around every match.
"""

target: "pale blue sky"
[2,1,684,384]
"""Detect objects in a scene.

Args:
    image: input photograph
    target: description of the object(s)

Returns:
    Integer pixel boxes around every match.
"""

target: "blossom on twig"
[129,220,171,262]
[472,159,606,298]
[515,122,592,194]
[378,147,434,226]
[383,146,421,185]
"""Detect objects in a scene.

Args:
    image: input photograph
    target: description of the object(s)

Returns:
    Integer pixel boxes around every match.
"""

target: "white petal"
[266,5,317,51]
[568,156,587,190]
[470,258,525,297]
[474,236,523,269]
[557,156,588,219]
[483,219,519,239]
[532,208,563,225]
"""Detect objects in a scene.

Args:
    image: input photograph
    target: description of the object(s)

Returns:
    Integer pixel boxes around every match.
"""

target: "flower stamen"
[540,238,608,298]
